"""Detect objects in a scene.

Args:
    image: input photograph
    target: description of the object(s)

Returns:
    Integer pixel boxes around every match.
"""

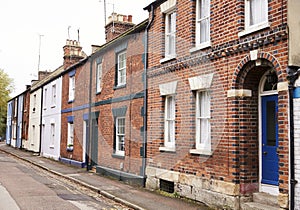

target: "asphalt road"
[0,150,131,210]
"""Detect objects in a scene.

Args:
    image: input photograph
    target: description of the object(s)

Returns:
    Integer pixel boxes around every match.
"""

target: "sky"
[0,0,150,97]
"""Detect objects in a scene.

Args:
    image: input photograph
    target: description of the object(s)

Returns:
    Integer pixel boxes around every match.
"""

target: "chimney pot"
[117,14,123,22]
[128,15,132,22]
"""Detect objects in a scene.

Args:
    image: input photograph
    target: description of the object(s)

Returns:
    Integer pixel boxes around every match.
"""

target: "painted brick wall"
[294,98,300,207]
[91,29,145,176]
[61,61,89,162]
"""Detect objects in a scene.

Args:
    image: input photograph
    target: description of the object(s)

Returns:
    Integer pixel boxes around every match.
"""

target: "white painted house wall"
[27,88,42,153]
[294,79,300,208]
[6,101,12,145]
[41,78,62,160]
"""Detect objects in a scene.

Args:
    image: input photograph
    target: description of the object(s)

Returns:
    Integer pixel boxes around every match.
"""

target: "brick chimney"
[63,39,85,69]
[105,13,135,42]
[38,71,51,80]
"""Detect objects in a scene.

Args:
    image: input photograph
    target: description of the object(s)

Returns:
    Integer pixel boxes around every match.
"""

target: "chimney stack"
[63,39,85,69]
[38,71,51,80]
[105,13,135,42]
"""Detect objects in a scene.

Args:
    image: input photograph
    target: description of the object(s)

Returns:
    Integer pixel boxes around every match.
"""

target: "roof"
[91,19,149,59]
[144,0,167,11]
[30,65,65,93]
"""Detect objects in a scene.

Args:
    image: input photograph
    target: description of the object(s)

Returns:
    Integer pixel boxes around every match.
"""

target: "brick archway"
[231,52,282,90]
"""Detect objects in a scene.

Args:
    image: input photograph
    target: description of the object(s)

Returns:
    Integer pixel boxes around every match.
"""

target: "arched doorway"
[259,70,279,195]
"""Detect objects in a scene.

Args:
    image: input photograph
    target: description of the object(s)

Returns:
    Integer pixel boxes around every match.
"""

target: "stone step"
[241,202,279,210]
[253,192,278,207]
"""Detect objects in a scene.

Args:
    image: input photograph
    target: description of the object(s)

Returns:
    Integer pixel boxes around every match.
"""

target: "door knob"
[263,151,267,155]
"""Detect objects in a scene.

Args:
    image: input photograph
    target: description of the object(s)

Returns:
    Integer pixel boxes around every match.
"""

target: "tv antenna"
[100,0,115,26]
[37,34,44,71]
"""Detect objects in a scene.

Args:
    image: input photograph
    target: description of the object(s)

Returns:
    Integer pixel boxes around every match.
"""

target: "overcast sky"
[0,0,150,97]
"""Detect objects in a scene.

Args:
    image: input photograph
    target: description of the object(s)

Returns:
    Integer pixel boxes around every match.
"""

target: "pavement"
[0,142,209,210]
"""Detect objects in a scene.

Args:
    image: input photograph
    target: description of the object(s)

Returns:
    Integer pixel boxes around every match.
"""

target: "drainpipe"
[141,4,154,187]
[87,56,93,171]
[287,66,300,210]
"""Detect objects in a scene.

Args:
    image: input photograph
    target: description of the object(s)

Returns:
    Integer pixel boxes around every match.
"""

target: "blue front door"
[261,95,278,185]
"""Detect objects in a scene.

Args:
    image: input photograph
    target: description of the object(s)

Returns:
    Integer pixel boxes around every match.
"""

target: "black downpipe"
[287,66,300,210]
[87,56,92,171]
[141,4,154,187]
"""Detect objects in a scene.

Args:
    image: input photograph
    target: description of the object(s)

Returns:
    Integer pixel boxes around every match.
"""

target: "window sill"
[112,153,125,159]
[189,149,212,156]
[238,22,270,37]
[189,42,211,53]
[114,85,126,90]
[160,55,176,64]
[67,147,73,152]
[159,146,176,153]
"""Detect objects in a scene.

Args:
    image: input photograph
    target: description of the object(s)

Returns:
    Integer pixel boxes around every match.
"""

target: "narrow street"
[0,150,131,210]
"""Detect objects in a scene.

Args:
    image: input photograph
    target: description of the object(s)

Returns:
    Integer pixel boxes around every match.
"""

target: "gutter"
[141,4,154,187]
[287,66,300,210]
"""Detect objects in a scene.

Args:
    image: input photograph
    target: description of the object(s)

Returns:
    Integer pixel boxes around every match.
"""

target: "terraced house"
[60,14,148,184]
[143,0,299,209]
[6,1,300,209]
[90,15,147,184]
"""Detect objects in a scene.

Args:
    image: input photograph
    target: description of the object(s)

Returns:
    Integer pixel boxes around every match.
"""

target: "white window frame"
[96,62,103,93]
[195,0,210,49]
[67,122,74,147]
[69,76,75,102]
[14,100,17,117]
[164,95,175,149]
[31,125,35,145]
[50,123,55,148]
[43,88,47,109]
[115,117,125,156]
[117,51,126,86]
[164,11,176,60]
[196,90,211,149]
[12,122,16,139]
[33,94,37,113]
[238,0,269,37]
[51,84,56,107]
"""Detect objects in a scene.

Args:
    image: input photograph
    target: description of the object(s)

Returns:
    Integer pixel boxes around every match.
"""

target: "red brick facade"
[60,20,147,183]
[91,21,147,182]
[144,0,289,208]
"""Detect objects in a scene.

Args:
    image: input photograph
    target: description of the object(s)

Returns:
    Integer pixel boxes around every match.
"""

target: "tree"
[0,69,14,138]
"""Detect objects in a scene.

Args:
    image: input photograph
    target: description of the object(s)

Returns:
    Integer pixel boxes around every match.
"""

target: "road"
[0,150,131,210]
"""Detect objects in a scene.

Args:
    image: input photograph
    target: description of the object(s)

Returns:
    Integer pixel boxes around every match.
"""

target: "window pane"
[119,136,125,151]
[197,0,210,44]
[118,52,126,85]
[166,12,176,56]
[266,101,276,146]
[200,0,209,18]
[250,0,267,26]
[196,91,211,149]
[168,120,175,143]
[200,19,209,43]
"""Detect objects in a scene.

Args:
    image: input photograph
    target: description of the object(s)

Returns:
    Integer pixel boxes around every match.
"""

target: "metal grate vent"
[159,179,174,193]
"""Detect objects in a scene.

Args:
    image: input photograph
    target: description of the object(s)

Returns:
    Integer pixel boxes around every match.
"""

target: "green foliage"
[0,69,14,137]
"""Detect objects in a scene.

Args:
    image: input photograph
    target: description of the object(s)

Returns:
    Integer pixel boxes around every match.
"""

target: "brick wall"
[91,29,145,176]
[61,61,89,162]
[145,0,289,208]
